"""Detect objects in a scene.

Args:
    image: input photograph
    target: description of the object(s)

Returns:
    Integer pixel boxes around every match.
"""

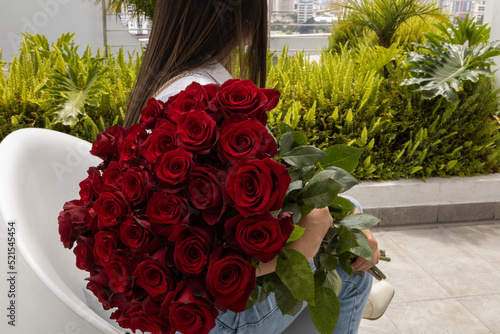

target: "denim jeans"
[206,195,372,334]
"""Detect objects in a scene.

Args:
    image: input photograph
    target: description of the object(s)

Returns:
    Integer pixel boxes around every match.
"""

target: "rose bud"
[155,147,194,190]
[134,258,174,298]
[73,236,95,272]
[90,124,126,161]
[141,119,177,163]
[146,192,190,235]
[167,82,212,123]
[140,98,167,129]
[169,225,213,275]
[176,109,219,155]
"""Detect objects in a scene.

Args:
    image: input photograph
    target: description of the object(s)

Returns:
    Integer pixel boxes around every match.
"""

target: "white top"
[155,61,233,102]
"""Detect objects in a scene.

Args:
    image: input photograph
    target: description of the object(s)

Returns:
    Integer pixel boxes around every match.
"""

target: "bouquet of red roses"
[59,79,383,334]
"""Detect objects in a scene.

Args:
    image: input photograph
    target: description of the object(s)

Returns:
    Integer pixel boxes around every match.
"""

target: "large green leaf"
[276,249,315,304]
[319,145,363,173]
[402,42,500,104]
[281,145,327,168]
[308,272,340,334]
[299,170,345,208]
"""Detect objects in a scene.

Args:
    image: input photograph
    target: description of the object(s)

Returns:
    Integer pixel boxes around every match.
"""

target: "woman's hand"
[351,229,381,271]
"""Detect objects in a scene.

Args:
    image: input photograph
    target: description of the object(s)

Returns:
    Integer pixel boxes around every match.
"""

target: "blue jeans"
[207,196,372,334]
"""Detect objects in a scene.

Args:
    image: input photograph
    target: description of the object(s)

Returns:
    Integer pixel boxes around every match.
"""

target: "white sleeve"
[155,74,216,102]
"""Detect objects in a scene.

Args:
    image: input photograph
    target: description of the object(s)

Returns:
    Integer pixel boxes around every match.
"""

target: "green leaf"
[319,145,363,173]
[323,166,360,192]
[292,131,308,146]
[281,202,302,223]
[350,229,374,262]
[245,287,259,310]
[274,283,304,316]
[336,225,359,254]
[339,213,381,230]
[285,180,303,202]
[308,272,340,334]
[281,145,327,168]
[276,249,315,304]
[329,196,356,220]
[299,170,345,208]
[279,132,294,154]
[286,225,306,244]
[338,252,354,276]
[318,252,338,271]
[323,270,343,295]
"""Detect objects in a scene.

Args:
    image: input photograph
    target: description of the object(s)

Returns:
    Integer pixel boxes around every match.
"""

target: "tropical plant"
[401,41,500,104]
[425,14,491,47]
[333,0,444,48]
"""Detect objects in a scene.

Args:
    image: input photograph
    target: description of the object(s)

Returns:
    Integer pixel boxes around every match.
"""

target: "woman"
[124,1,379,333]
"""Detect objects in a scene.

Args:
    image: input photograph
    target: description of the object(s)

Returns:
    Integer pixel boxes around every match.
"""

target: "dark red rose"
[169,225,212,275]
[58,200,90,249]
[162,281,219,334]
[134,258,174,298]
[167,82,211,123]
[93,190,128,228]
[101,161,123,186]
[93,230,119,265]
[206,246,256,312]
[119,217,153,252]
[118,124,147,167]
[86,271,114,310]
[103,252,133,294]
[155,147,194,189]
[213,79,280,124]
[140,98,168,129]
[120,167,152,206]
[225,212,294,262]
[202,83,219,100]
[79,167,103,204]
[218,114,277,163]
[187,166,227,225]
[73,236,95,271]
[141,119,177,163]
[113,299,171,334]
[146,192,190,234]
[225,158,291,217]
[90,124,126,160]
[177,109,219,154]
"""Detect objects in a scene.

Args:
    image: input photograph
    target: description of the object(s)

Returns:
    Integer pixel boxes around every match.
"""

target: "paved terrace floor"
[359,221,500,334]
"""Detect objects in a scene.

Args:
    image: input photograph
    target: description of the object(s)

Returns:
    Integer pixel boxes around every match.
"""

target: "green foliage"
[333,0,444,48]
[266,45,500,180]
[402,41,500,104]
[425,14,491,47]
[0,33,141,142]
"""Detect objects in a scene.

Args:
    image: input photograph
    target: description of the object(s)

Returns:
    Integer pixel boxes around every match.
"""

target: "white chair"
[0,128,124,333]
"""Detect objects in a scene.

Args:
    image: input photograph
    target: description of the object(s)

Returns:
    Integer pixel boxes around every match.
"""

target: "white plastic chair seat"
[0,128,123,333]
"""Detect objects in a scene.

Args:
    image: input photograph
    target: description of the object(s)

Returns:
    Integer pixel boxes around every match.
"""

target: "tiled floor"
[360,221,500,334]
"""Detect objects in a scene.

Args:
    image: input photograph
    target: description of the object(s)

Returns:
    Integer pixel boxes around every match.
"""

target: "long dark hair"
[124,0,268,128]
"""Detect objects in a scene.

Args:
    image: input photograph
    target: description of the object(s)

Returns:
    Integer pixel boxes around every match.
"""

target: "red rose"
[140,98,167,129]
[73,236,95,271]
[113,300,171,334]
[225,212,294,262]
[134,258,174,298]
[146,192,190,234]
[120,167,152,206]
[167,82,211,123]
[86,271,114,310]
[206,246,256,312]
[119,217,153,253]
[218,114,277,163]
[214,79,280,124]
[155,147,194,189]
[93,190,128,228]
[118,124,147,167]
[90,124,126,160]
[79,167,103,204]
[141,119,177,163]
[103,251,133,294]
[101,161,123,186]
[188,166,227,225]
[58,200,90,249]
[93,230,119,265]
[177,109,219,154]
[162,281,219,334]
[226,158,291,217]
[169,225,213,275]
